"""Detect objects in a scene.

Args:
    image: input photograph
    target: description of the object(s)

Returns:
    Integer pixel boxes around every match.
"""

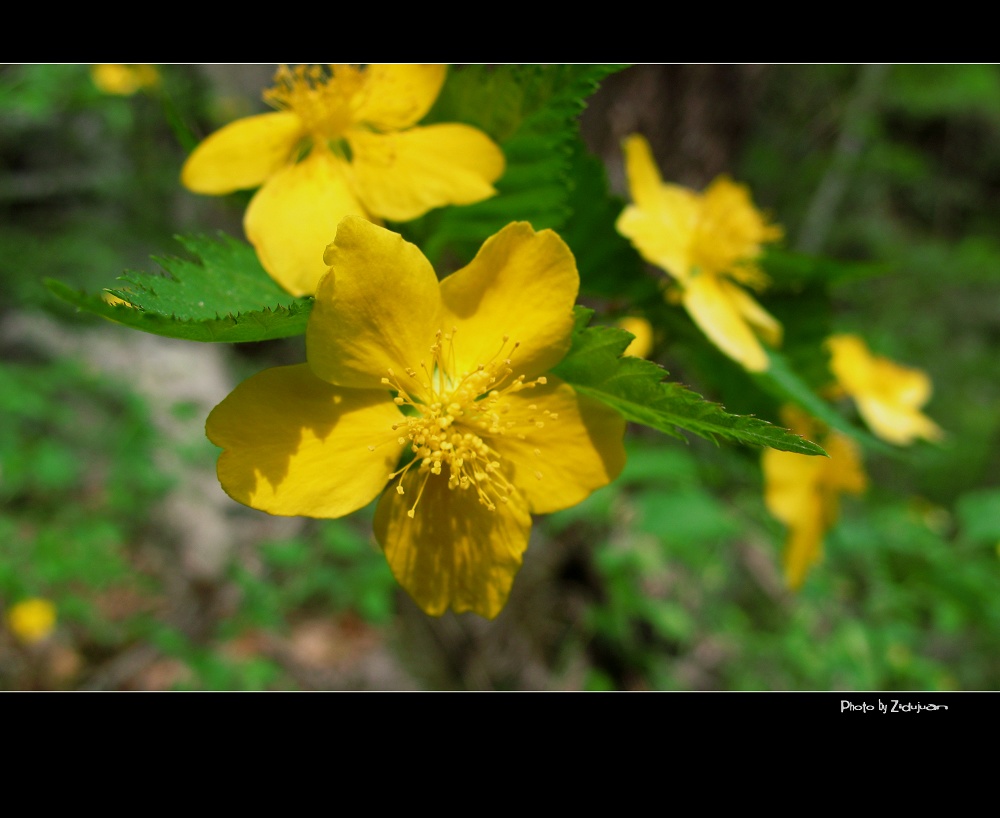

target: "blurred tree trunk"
[580,64,771,194]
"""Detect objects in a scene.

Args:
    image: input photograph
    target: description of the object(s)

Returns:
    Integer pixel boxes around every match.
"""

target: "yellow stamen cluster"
[372,328,555,518]
[264,64,366,143]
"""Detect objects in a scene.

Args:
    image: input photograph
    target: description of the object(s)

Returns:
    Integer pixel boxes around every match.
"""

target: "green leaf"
[405,64,629,268]
[888,64,1000,120]
[761,246,891,289]
[956,488,1000,545]
[552,309,827,456]
[45,232,313,343]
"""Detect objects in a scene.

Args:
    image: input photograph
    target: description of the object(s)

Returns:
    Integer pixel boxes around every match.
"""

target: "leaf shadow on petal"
[209,364,401,517]
[374,470,532,618]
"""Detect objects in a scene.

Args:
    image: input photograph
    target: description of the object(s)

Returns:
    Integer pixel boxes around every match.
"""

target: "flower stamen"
[377,330,558,516]
[264,64,366,144]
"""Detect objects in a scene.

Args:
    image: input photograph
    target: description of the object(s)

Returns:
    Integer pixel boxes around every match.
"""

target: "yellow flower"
[91,64,160,96]
[762,406,867,590]
[181,64,506,298]
[618,316,654,358]
[826,333,943,446]
[206,217,626,618]
[616,133,783,372]
[6,598,57,644]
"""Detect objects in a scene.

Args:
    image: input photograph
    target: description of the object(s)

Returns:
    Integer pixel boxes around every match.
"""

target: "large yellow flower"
[616,133,783,372]
[762,406,867,590]
[826,333,943,446]
[182,64,506,297]
[206,217,626,618]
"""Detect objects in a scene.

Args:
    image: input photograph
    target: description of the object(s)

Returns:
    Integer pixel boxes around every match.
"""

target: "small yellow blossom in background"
[6,598,57,644]
[101,291,137,308]
[90,64,160,96]
[616,133,783,372]
[618,316,654,358]
[826,333,943,446]
[206,217,626,619]
[762,406,867,590]
[181,64,506,298]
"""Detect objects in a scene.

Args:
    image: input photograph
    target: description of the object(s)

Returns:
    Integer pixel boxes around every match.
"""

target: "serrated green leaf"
[46,280,312,343]
[404,64,629,268]
[425,64,629,143]
[552,310,827,456]
[45,232,313,343]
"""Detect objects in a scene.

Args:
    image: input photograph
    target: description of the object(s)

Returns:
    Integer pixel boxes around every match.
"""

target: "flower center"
[372,329,555,518]
[264,64,366,146]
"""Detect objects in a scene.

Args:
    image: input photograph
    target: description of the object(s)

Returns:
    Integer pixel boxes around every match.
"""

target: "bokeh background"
[1,63,998,691]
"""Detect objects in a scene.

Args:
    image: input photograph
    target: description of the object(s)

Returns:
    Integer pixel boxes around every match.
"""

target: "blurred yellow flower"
[762,406,867,590]
[206,217,626,619]
[91,64,160,96]
[6,598,57,644]
[618,316,654,358]
[616,133,783,372]
[826,333,943,446]
[101,291,137,309]
[182,64,505,297]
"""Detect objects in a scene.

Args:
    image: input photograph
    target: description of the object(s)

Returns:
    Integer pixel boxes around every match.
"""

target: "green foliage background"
[1,63,998,691]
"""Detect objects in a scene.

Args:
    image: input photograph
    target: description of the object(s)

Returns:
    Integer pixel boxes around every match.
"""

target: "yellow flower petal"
[439,222,578,380]
[618,316,654,358]
[308,217,442,394]
[244,150,370,297]
[827,333,932,403]
[854,396,944,446]
[181,111,305,195]
[347,124,505,221]
[822,432,868,500]
[763,410,867,590]
[373,468,532,618]
[102,291,137,309]
[621,134,671,213]
[782,510,826,591]
[719,278,783,348]
[826,333,943,445]
[877,361,933,408]
[616,205,696,284]
[206,364,402,518]
[762,448,828,590]
[694,175,784,273]
[350,64,448,131]
[618,134,700,282]
[762,448,827,528]
[681,273,771,372]
[490,376,626,515]
[825,334,873,391]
